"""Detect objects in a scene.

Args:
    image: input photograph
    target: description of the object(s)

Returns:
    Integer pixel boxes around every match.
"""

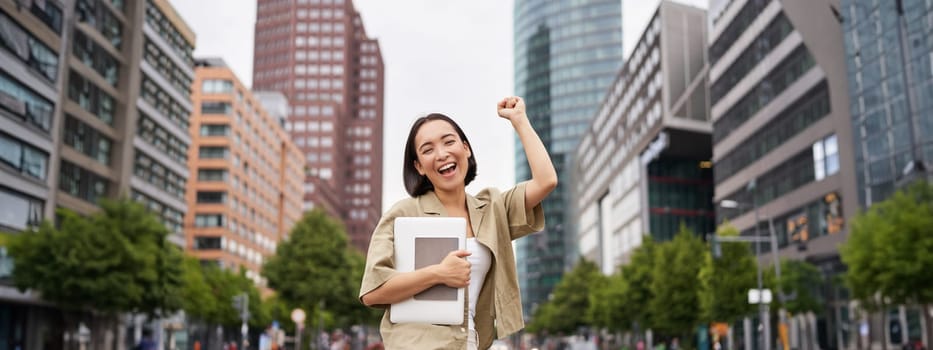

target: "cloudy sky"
[169,0,708,209]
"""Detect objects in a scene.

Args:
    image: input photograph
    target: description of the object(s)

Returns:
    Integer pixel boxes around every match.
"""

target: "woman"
[359,96,557,349]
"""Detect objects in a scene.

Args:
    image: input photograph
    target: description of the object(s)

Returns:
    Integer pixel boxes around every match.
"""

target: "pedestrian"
[359,96,558,350]
[135,329,157,350]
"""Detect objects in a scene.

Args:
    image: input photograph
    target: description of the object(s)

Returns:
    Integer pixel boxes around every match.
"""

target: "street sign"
[748,289,773,304]
[291,308,306,324]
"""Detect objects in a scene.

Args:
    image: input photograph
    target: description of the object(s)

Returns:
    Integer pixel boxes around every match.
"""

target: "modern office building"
[709,0,859,348]
[573,1,710,275]
[1,0,197,347]
[840,0,933,348]
[841,0,933,205]
[512,0,624,318]
[252,0,384,252]
[187,58,305,286]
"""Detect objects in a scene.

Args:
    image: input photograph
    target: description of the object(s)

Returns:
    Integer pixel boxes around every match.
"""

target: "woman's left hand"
[497,96,527,122]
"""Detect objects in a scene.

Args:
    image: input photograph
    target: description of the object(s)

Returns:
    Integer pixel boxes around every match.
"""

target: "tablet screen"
[413,237,458,301]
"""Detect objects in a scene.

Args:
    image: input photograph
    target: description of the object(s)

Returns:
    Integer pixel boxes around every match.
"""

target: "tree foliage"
[698,223,757,323]
[8,198,184,317]
[842,181,933,344]
[587,237,657,333]
[842,181,933,309]
[588,269,631,332]
[528,258,604,334]
[262,209,378,328]
[767,259,823,314]
[649,225,706,339]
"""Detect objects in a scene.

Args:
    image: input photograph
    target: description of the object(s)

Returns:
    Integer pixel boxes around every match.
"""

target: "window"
[714,83,831,183]
[59,160,108,203]
[144,0,194,66]
[194,236,222,250]
[199,124,230,136]
[713,47,815,143]
[140,76,190,129]
[68,70,115,124]
[195,214,225,227]
[133,151,185,199]
[28,1,64,33]
[0,70,54,131]
[197,191,227,203]
[199,146,228,159]
[72,30,119,86]
[76,0,122,48]
[132,190,183,233]
[197,168,227,181]
[201,101,232,115]
[63,115,112,165]
[0,132,48,180]
[143,40,192,96]
[0,187,43,231]
[202,79,233,94]
[0,11,59,82]
[813,134,839,181]
[137,111,188,164]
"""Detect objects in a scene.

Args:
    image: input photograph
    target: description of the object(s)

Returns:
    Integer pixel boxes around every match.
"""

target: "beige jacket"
[359,182,545,350]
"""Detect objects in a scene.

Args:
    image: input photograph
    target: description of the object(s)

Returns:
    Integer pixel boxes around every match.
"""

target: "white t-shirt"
[466,238,492,333]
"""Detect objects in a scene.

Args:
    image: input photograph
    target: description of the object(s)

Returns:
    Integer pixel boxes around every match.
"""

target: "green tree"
[588,271,631,332]
[842,181,933,345]
[622,238,657,333]
[180,258,216,322]
[649,225,706,343]
[194,264,267,328]
[698,223,757,324]
[528,258,604,334]
[767,259,823,315]
[8,198,185,349]
[263,209,377,328]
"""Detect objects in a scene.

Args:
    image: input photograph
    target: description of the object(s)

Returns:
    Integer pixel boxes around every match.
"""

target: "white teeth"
[439,163,455,172]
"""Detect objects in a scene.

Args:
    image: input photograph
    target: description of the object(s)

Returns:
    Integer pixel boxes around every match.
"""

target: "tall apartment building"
[187,58,304,286]
[512,0,624,318]
[709,0,858,348]
[572,1,710,275]
[252,0,384,251]
[1,0,196,346]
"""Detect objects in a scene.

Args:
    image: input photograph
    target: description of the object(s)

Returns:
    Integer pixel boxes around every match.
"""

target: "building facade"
[512,0,624,319]
[840,0,933,348]
[252,0,384,251]
[841,0,933,205]
[573,1,710,275]
[1,0,197,347]
[709,0,859,348]
[187,58,305,286]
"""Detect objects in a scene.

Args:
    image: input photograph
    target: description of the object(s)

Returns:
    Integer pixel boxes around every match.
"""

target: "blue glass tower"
[841,0,933,206]
[513,0,623,320]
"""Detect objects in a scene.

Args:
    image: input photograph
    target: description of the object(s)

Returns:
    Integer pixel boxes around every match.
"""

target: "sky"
[169,0,708,209]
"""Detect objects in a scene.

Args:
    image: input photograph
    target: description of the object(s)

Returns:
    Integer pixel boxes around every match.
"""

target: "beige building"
[187,58,305,286]
[709,0,858,348]
[0,0,197,347]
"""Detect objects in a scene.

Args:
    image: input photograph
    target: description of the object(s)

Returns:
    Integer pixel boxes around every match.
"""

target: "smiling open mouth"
[438,163,457,175]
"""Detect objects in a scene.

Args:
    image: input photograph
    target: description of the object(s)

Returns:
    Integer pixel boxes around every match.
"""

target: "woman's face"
[413,120,472,193]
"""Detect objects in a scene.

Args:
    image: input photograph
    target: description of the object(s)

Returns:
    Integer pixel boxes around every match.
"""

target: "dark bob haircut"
[403,113,478,197]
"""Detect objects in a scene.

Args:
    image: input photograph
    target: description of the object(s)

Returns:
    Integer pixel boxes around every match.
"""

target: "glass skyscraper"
[841,0,933,207]
[512,0,623,320]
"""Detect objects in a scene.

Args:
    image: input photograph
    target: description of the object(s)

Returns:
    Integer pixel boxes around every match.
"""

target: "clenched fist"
[497,96,526,122]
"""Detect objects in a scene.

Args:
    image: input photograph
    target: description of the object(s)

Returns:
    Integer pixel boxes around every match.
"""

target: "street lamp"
[719,196,770,350]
